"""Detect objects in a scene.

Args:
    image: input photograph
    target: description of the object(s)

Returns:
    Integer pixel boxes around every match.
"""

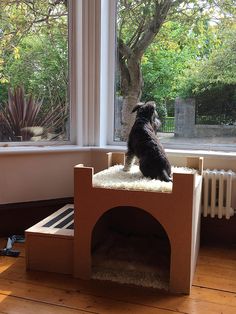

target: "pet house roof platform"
[25,152,203,294]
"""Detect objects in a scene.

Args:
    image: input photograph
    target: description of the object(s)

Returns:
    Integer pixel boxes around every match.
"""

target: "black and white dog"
[123,101,172,182]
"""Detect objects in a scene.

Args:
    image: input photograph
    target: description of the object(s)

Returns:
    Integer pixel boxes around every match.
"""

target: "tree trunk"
[119,55,143,141]
[121,94,140,140]
[117,0,174,141]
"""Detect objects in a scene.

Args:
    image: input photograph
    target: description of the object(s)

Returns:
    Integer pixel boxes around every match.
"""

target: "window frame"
[0,0,81,147]
[1,0,236,153]
[103,0,236,153]
[69,0,102,147]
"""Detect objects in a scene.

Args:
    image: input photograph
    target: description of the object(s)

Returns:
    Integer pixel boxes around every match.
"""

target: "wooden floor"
[0,239,235,314]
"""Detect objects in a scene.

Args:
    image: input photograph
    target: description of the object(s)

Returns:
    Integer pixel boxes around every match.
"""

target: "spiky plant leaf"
[0,86,68,142]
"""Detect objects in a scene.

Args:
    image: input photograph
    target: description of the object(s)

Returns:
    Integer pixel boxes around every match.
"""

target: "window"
[0,0,70,144]
[1,0,235,152]
[112,0,236,152]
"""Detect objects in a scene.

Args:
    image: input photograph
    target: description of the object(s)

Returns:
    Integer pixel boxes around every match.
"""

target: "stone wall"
[175,98,196,137]
[174,98,236,137]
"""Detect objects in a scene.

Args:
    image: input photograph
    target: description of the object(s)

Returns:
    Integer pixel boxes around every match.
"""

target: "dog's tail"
[161,170,173,182]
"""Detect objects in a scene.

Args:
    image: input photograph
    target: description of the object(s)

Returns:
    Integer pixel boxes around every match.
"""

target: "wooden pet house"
[26,152,203,294]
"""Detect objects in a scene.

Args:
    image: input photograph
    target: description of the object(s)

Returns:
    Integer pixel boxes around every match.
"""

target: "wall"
[0,147,236,207]
[175,98,236,138]
[175,98,196,137]
[0,148,91,204]
[195,125,236,137]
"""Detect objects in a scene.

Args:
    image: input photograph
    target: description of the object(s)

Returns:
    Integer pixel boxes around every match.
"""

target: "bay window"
[0,0,236,153]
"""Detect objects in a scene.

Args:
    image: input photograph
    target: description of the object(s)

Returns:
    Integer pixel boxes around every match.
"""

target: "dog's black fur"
[123,101,172,182]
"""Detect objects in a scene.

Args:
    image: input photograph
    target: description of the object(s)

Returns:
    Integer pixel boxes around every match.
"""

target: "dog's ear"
[142,103,155,119]
[131,102,144,113]
[145,101,156,113]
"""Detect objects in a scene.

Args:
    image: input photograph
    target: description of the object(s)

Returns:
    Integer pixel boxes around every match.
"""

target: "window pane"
[0,0,69,142]
[114,0,236,150]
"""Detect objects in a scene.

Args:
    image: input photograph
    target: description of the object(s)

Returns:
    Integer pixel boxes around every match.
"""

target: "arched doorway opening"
[91,206,171,290]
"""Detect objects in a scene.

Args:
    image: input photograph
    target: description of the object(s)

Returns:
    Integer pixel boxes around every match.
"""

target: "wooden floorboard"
[0,241,235,314]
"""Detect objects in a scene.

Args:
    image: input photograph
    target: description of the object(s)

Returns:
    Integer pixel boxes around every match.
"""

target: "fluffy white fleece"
[92,232,170,290]
[93,165,195,193]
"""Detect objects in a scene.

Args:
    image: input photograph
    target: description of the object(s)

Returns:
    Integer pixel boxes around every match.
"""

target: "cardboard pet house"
[26,152,203,294]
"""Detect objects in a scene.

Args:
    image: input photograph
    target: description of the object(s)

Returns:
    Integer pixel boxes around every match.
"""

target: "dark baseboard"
[201,215,236,245]
[0,197,73,237]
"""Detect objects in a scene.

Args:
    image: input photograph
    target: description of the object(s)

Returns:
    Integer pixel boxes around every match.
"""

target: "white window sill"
[0,144,125,156]
[1,144,236,159]
[0,145,91,155]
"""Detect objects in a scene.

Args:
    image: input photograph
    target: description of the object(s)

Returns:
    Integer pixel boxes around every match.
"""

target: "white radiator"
[202,169,236,219]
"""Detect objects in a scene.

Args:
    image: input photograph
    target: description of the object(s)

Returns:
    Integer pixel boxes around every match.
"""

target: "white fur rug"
[93,165,195,192]
[92,232,170,290]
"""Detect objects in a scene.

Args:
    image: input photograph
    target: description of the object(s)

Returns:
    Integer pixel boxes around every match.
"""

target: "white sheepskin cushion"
[93,165,196,193]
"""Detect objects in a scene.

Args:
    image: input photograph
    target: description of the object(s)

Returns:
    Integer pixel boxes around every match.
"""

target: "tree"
[177,26,236,125]
[178,25,236,96]
[117,0,236,140]
[0,0,69,141]
[117,0,175,139]
[141,18,218,120]
[4,32,68,106]
[0,0,68,101]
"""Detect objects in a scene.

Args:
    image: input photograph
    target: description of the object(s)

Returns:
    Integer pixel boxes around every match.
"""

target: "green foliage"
[0,86,43,141]
[0,0,68,121]
[139,7,236,124]
[195,85,236,125]
[117,0,156,45]
[3,32,68,106]
[1,0,236,140]
[116,0,236,133]
[174,24,236,125]
[159,117,175,133]
[178,26,236,97]
[0,86,68,141]
[140,18,218,117]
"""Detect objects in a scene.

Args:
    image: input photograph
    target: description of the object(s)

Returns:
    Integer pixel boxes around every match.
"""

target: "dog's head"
[132,101,161,132]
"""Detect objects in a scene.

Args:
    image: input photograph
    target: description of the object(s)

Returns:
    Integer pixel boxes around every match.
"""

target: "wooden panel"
[26,235,73,274]
[26,204,74,237]
[25,204,74,274]
[193,245,236,293]
[0,243,236,314]
[74,154,203,294]
[0,294,91,314]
